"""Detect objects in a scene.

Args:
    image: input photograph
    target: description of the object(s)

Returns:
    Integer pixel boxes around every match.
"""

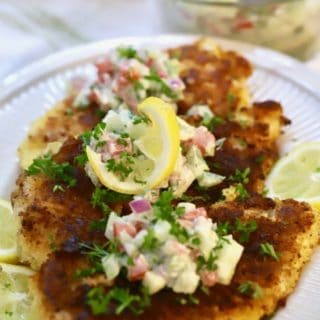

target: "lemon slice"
[0,263,34,319]
[87,97,180,194]
[266,142,320,208]
[0,200,18,263]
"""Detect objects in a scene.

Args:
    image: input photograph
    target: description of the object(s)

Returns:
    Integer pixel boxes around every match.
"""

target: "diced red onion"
[129,199,151,214]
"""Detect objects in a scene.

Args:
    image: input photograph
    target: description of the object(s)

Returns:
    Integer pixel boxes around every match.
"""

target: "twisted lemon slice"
[0,200,18,263]
[87,97,180,194]
[0,263,34,319]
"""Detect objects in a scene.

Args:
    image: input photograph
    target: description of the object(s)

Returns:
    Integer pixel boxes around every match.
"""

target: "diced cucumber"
[143,271,166,294]
[197,171,225,188]
[216,235,244,285]
[186,146,209,178]
[102,254,121,281]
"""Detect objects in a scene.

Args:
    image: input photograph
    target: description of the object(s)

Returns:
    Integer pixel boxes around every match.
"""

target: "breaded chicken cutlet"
[28,196,319,320]
[11,38,311,320]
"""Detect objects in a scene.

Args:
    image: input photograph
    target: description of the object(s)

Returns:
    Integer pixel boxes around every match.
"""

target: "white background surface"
[0,0,320,80]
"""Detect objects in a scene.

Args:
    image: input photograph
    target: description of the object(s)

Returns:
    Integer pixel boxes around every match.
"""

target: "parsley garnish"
[255,154,265,164]
[178,294,199,305]
[260,242,280,261]
[91,187,131,220]
[235,183,250,200]
[227,92,236,103]
[229,168,251,184]
[234,219,257,243]
[201,115,224,132]
[145,69,177,99]
[92,187,131,205]
[315,167,320,172]
[238,281,263,299]
[116,133,130,146]
[153,190,189,243]
[86,286,150,316]
[117,47,138,59]
[74,130,92,165]
[48,234,57,252]
[106,152,135,180]
[141,229,158,251]
[26,154,76,190]
[132,114,150,125]
[216,221,231,237]
[92,122,106,140]
[238,138,247,148]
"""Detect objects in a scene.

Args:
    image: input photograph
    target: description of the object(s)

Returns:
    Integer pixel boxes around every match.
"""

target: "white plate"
[0,35,319,319]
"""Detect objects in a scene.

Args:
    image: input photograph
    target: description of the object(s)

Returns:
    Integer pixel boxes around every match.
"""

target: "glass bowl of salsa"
[159,0,320,59]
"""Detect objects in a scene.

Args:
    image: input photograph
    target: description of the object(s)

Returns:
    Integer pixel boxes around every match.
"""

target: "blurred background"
[0,0,320,80]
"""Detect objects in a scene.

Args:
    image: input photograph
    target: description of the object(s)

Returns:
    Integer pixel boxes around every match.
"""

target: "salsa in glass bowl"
[159,0,320,59]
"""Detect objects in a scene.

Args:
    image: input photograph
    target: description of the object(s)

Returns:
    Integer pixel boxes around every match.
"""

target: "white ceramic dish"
[0,35,319,319]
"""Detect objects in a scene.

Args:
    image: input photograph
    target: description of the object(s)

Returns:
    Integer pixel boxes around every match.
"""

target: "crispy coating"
[169,38,253,117]
[30,196,319,320]
[18,99,101,169]
[12,139,106,269]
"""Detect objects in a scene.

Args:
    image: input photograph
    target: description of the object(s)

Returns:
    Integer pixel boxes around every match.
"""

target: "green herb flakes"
[260,242,280,261]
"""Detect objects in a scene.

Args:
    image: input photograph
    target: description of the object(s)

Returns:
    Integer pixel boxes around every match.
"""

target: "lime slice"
[87,97,180,194]
[0,200,18,263]
[266,142,320,208]
[0,263,34,320]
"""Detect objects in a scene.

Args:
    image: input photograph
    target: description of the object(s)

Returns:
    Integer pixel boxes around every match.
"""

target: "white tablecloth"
[0,0,319,80]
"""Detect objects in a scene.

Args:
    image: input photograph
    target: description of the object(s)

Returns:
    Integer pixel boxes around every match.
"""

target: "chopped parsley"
[238,281,263,299]
[255,154,265,164]
[237,138,247,148]
[26,154,76,190]
[201,115,224,132]
[116,133,130,146]
[75,242,112,278]
[141,229,158,251]
[178,294,199,305]
[227,92,236,103]
[132,114,150,125]
[229,168,251,184]
[235,183,250,200]
[74,130,92,165]
[216,221,231,237]
[48,234,57,252]
[260,242,280,261]
[234,219,257,243]
[117,47,138,59]
[315,167,320,172]
[153,190,189,243]
[145,69,177,99]
[86,286,150,316]
[106,152,135,180]
[91,187,131,215]
[92,122,107,140]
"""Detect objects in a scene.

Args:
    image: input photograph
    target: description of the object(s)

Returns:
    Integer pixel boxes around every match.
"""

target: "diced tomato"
[200,270,217,287]
[178,219,193,229]
[113,222,137,238]
[192,126,216,156]
[168,240,190,255]
[234,19,254,32]
[183,207,207,221]
[95,59,113,81]
[127,255,149,281]
[133,221,146,232]
[107,138,132,156]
